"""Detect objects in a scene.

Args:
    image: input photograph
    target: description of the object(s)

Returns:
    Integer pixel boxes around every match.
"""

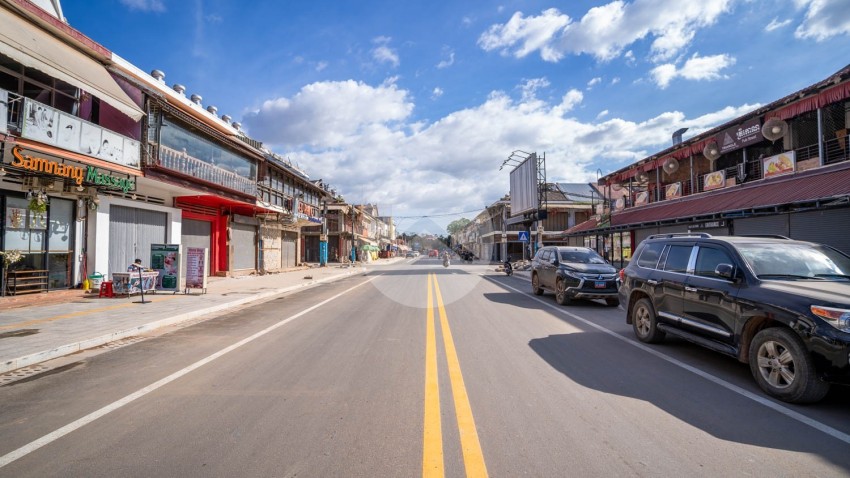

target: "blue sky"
[61,0,850,233]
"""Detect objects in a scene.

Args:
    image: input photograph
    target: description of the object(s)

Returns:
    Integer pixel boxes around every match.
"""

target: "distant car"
[428,249,438,257]
[405,251,416,258]
[530,246,620,306]
[413,251,420,257]
[619,233,850,403]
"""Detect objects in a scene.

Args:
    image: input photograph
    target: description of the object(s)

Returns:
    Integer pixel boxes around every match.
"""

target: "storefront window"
[4,196,45,252]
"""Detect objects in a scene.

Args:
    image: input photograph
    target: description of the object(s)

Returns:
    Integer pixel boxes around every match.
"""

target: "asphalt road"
[1,258,849,477]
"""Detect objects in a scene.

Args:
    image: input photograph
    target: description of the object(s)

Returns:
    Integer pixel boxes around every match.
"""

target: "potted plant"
[0,249,24,296]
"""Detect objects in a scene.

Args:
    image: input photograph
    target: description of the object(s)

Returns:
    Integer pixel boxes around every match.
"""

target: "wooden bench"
[6,270,49,295]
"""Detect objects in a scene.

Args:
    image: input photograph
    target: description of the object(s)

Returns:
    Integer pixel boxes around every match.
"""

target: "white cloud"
[437,47,455,70]
[518,77,551,101]
[587,77,602,89]
[597,110,610,119]
[371,37,400,67]
[120,0,165,12]
[244,79,756,226]
[431,87,444,99]
[765,17,792,32]
[242,80,412,148]
[795,0,850,41]
[650,53,736,88]
[478,1,733,63]
[315,61,328,72]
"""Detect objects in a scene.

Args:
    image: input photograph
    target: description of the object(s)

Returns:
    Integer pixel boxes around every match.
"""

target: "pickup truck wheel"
[632,298,664,343]
[749,327,830,404]
[555,279,572,305]
[531,274,543,295]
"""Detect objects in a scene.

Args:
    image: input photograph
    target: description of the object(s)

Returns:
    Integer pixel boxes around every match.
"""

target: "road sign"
[518,231,529,242]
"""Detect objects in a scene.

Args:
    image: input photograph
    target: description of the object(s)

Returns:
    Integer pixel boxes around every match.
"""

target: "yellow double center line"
[423,273,488,478]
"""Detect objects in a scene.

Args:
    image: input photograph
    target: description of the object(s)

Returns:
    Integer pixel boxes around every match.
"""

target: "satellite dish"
[662,157,679,175]
[762,117,788,142]
[636,172,650,183]
[703,142,721,161]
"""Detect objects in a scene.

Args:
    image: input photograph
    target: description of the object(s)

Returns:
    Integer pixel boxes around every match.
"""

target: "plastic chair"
[99,281,114,298]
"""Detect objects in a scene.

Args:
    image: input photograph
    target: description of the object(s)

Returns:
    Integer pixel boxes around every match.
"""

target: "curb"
[1,268,365,375]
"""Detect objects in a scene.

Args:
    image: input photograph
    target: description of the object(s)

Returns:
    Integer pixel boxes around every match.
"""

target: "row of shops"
[562,64,850,268]
[0,2,389,296]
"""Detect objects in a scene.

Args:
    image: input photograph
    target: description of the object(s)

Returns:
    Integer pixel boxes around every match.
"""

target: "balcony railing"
[620,139,849,208]
[155,144,256,196]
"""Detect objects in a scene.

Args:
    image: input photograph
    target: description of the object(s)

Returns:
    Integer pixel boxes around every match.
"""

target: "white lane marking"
[488,275,850,446]
[0,276,378,469]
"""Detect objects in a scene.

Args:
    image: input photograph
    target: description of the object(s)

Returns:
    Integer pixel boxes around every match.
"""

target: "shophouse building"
[458,183,595,263]
[0,0,148,295]
[0,0,349,295]
[564,63,850,268]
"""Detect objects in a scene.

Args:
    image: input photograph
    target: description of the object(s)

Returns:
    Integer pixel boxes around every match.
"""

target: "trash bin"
[88,272,103,290]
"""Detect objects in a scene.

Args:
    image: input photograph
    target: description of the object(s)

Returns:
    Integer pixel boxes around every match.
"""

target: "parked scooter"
[503,260,513,276]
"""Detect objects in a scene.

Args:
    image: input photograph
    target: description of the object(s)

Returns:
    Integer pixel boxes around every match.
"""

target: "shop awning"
[0,9,145,121]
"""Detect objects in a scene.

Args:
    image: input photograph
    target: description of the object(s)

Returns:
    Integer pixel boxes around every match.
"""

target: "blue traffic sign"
[518,231,529,242]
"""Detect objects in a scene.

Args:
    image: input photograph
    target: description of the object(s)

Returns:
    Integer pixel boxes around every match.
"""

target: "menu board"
[185,247,208,293]
[150,244,180,292]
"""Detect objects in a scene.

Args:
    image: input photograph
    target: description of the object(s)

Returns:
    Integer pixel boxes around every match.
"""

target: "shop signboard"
[703,170,726,191]
[762,151,795,179]
[634,191,649,206]
[150,244,180,292]
[718,117,762,155]
[185,247,209,293]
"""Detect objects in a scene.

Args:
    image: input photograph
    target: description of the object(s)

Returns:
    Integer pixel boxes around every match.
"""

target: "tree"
[446,218,471,236]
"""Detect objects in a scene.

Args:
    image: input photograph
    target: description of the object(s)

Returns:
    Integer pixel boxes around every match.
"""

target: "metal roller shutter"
[108,206,167,280]
[231,222,256,270]
[634,227,659,248]
[733,215,789,237]
[282,231,297,268]
[789,208,850,255]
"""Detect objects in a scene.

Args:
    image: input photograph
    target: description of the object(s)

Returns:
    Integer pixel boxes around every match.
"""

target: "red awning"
[610,162,850,227]
[176,194,277,217]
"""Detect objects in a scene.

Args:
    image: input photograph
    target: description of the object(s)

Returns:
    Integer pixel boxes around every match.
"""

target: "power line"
[393,209,481,219]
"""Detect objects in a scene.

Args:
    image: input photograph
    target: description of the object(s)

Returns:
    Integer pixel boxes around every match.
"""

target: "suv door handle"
[685,286,698,292]
[647,279,659,285]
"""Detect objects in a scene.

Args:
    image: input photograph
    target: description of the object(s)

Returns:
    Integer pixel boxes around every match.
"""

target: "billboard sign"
[509,154,538,216]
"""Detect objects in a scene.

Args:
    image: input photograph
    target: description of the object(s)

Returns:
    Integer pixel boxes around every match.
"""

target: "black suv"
[619,233,850,403]
[531,246,620,306]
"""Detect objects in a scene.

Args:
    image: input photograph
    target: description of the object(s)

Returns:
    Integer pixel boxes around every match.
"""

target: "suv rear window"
[662,245,692,273]
[637,242,664,269]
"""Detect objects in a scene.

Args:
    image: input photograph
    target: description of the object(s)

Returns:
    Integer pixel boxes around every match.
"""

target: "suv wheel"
[749,328,830,404]
[632,298,665,343]
[555,279,572,305]
[531,274,543,296]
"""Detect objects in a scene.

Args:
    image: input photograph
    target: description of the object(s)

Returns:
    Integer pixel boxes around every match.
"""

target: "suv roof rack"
[736,234,790,239]
[647,233,711,240]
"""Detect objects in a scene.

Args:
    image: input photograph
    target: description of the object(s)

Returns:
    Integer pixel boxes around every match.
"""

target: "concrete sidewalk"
[0,261,390,375]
